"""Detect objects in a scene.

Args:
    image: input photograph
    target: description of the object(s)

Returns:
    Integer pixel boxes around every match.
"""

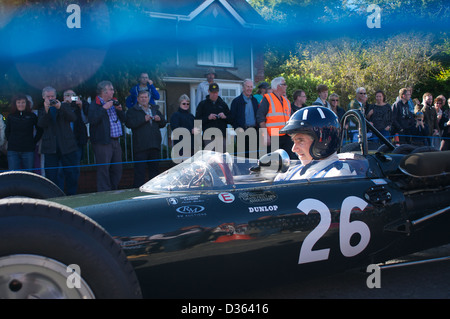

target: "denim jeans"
[7,151,35,171]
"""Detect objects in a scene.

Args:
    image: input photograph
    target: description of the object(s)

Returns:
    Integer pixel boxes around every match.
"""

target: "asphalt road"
[162,245,449,317]
[230,244,450,299]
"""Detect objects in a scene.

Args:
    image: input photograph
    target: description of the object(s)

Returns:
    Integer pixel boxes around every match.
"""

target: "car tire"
[0,198,142,299]
[0,171,65,199]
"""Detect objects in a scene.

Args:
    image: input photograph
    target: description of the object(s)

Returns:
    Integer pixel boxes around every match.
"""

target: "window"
[196,26,234,67]
[198,42,234,67]
[220,85,239,106]
[154,89,166,119]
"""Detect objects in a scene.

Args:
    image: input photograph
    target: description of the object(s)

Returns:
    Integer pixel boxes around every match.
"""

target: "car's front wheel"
[0,198,142,299]
[0,254,96,298]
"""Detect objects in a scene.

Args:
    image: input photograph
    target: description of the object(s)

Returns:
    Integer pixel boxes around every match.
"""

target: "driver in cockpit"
[275,106,356,181]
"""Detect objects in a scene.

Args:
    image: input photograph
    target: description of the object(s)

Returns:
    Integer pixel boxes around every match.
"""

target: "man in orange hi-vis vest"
[256,77,295,158]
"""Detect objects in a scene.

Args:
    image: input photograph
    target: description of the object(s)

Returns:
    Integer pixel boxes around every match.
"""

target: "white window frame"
[196,26,234,67]
[198,42,234,67]
[219,83,241,106]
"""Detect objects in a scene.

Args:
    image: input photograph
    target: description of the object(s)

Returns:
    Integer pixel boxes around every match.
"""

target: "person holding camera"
[62,90,89,180]
[88,80,126,192]
[62,90,89,160]
[195,82,230,153]
[126,90,166,187]
[38,86,79,195]
[409,112,429,146]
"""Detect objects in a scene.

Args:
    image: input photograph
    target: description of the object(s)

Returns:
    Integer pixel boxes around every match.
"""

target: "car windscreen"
[140,151,262,193]
[140,151,369,193]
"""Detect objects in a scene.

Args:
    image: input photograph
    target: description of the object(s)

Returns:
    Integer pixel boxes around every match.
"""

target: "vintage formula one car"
[0,109,449,299]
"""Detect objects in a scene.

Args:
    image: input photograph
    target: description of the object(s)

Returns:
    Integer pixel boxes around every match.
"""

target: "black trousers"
[133,148,160,188]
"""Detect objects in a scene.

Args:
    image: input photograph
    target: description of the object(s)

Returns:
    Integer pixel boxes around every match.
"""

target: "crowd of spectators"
[355,87,450,149]
[0,70,448,194]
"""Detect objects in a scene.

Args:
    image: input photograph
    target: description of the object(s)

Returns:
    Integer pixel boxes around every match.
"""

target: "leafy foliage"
[272,34,443,107]
[249,0,450,107]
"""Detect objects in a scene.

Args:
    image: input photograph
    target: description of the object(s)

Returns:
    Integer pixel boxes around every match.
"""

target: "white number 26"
[298,196,370,264]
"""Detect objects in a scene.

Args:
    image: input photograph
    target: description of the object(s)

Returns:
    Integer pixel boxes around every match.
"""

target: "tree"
[248,0,449,107]
[278,34,443,107]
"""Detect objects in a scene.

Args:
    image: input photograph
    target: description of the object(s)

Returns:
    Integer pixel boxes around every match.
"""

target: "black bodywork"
[1,109,449,298]
[49,110,450,298]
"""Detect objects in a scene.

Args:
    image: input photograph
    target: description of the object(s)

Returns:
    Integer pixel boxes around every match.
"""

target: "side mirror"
[251,149,290,177]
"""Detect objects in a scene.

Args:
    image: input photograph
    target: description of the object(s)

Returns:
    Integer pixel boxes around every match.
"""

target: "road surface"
[231,244,450,299]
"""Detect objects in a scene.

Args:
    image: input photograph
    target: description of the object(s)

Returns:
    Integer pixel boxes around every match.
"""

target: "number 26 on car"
[298,196,370,264]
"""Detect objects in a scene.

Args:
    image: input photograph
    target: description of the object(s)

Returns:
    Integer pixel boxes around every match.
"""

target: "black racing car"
[0,109,449,299]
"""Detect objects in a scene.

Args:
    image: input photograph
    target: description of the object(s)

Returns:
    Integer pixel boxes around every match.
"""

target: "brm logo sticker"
[175,205,206,218]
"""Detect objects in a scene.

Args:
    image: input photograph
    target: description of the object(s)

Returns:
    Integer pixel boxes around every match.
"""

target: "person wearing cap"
[196,68,222,107]
[275,106,356,181]
[195,82,230,153]
[256,77,295,158]
[254,81,271,104]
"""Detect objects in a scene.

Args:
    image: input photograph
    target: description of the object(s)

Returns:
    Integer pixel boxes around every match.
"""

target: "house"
[141,0,267,118]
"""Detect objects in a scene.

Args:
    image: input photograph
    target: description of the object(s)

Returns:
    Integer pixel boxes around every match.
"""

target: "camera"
[49,99,57,106]
[113,100,120,107]
[71,96,78,102]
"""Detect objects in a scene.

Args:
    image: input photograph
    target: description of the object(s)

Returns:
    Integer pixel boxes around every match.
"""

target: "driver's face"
[291,133,314,165]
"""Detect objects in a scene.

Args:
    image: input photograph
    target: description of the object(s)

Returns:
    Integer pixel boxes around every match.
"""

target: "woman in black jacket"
[170,94,200,161]
[5,94,43,170]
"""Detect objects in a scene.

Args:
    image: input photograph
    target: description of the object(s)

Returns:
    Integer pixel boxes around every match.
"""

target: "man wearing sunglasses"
[348,87,369,116]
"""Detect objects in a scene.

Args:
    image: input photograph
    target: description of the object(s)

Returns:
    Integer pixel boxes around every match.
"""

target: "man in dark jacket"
[230,79,259,158]
[38,86,79,195]
[89,80,126,192]
[195,83,231,153]
[392,88,415,144]
[62,89,89,181]
[125,90,166,187]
